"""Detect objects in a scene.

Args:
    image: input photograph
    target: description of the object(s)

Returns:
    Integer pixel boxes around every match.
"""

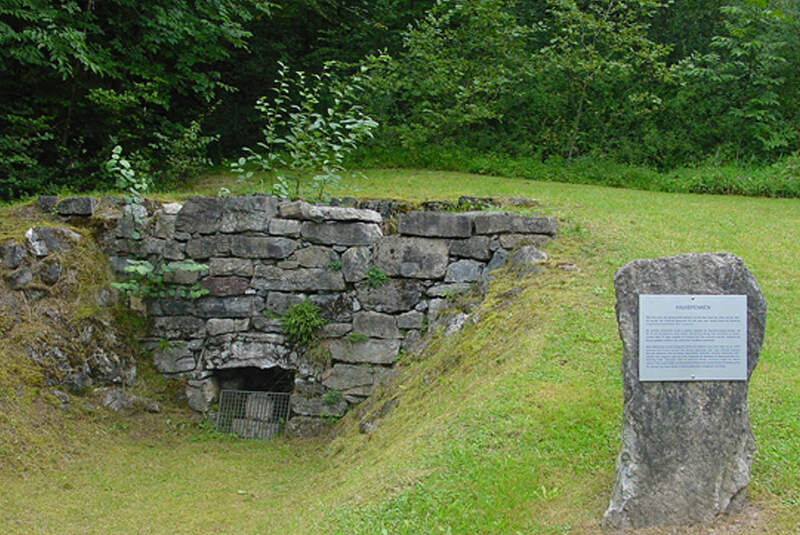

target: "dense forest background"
[2,0,799,200]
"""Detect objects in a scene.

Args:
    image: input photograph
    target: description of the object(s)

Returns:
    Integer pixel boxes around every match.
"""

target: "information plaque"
[639,294,747,381]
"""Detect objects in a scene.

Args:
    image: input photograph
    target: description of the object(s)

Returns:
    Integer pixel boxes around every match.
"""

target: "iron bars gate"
[216,390,291,441]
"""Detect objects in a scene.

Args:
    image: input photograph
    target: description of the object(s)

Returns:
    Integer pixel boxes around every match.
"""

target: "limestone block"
[252,266,345,292]
[486,249,509,274]
[265,292,304,315]
[36,195,59,213]
[279,200,324,221]
[229,236,298,259]
[56,196,96,216]
[310,293,355,322]
[448,236,492,260]
[186,377,219,412]
[205,333,290,369]
[250,316,283,333]
[352,311,400,339]
[290,246,338,268]
[153,344,196,374]
[24,227,82,257]
[603,253,767,530]
[471,212,558,236]
[356,279,423,313]
[208,258,253,277]
[373,236,448,279]
[151,316,206,339]
[219,196,278,233]
[1,240,25,269]
[329,339,400,364]
[426,283,473,297]
[39,261,62,285]
[206,318,248,336]
[397,311,425,330]
[154,213,176,240]
[290,394,348,417]
[397,211,472,238]
[6,267,32,290]
[445,259,484,282]
[268,218,302,237]
[300,221,382,246]
[185,235,230,259]
[320,322,352,338]
[498,233,551,249]
[175,197,224,234]
[196,296,263,318]
[341,246,371,282]
[148,297,196,316]
[199,276,251,296]
[321,364,374,391]
[286,416,327,438]
[509,246,548,270]
[114,204,148,239]
[317,205,382,223]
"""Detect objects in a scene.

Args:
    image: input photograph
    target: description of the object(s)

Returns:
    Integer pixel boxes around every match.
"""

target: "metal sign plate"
[639,294,747,381]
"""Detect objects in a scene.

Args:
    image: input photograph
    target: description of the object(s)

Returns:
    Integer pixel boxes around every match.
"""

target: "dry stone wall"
[106,195,557,433]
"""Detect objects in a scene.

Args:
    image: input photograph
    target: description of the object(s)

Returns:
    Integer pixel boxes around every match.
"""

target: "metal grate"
[216,390,290,441]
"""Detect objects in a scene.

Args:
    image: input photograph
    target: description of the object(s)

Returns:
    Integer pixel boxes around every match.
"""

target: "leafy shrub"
[232,59,382,199]
[282,301,327,349]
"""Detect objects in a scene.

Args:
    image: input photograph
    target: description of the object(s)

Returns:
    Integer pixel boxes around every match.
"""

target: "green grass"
[0,170,798,534]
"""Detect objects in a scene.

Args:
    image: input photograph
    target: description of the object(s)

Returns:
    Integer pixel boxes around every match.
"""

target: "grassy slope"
[0,170,797,534]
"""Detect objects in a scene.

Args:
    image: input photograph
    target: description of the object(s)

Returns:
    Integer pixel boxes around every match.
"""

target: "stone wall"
[105,195,557,433]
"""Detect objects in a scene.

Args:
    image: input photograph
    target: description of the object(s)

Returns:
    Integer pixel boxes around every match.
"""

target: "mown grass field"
[1,169,797,534]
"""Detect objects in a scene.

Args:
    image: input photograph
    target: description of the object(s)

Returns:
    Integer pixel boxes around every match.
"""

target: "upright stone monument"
[603,253,766,530]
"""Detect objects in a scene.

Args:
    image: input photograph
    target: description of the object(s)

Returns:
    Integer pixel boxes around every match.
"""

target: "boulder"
[603,253,767,530]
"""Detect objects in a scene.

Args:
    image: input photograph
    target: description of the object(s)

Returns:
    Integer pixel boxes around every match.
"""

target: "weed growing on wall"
[111,260,209,299]
[365,265,389,288]
[281,300,327,349]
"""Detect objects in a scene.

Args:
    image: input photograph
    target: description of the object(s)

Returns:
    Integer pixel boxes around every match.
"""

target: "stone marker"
[603,253,766,530]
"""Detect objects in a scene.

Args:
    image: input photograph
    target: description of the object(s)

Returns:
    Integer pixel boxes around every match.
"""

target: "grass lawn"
[0,169,797,534]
